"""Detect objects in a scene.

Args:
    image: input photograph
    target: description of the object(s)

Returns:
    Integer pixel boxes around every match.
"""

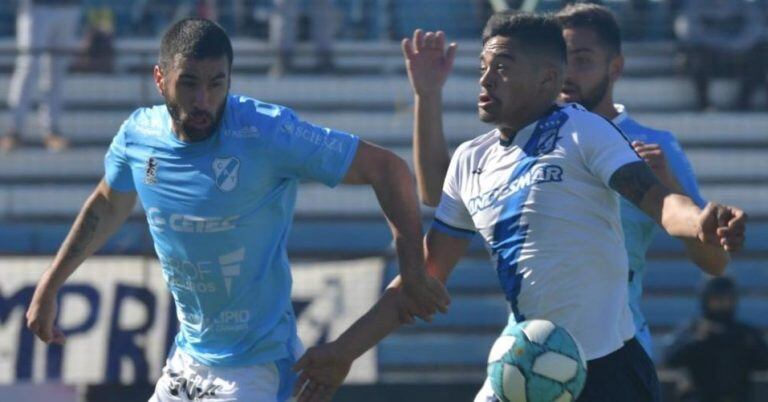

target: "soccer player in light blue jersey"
[554,3,730,358]
[25,18,449,402]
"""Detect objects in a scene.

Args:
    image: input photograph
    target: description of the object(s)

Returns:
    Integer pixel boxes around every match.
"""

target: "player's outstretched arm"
[403,29,457,206]
[609,162,745,275]
[631,140,730,272]
[292,229,470,402]
[342,140,450,322]
[26,179,136,344]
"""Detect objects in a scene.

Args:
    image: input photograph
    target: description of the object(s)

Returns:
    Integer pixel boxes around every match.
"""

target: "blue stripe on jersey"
[432,218,476,239]
[490,108,569,322]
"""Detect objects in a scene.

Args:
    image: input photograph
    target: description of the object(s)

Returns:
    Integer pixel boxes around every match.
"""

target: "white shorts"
[149,345,303,402]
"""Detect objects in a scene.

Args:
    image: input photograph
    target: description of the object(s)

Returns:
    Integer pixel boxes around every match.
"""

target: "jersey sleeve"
[660,135,707,207]
[269,108,360,187]
[574,115,642,187]
[103,122,135,192]
[433,144,476,238]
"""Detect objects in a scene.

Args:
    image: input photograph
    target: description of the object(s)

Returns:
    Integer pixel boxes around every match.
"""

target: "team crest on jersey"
[526,111,568,156]
[536,128,560,155]
[144,157,158,185]
[213,157,240,192]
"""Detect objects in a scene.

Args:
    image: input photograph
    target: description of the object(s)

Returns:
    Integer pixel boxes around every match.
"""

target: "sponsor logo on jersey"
[159,248,246,302]
[467,164,563,214]
[222,125,260,138]
[281,120,345,153]
[219,247,245,297]
[212,157,240,192]
[147,208,239,233]
[144,157,158,185]
[133,111,166,136]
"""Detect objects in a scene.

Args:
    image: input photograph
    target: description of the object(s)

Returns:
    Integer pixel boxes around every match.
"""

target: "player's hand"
[697,202,747,252]
[26,293,65,345]
[293,342,353,402]
[402,29,458,97]
[400,273,450,322]
[632,141,679,190]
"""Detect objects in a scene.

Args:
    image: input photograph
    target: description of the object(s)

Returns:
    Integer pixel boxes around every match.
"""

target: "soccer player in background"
[25,18,449,402]
[554,3,730,358]
[291,13,746,402]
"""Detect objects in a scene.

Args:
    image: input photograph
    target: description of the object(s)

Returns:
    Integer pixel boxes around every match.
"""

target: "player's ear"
[539,64,562,95]
[153,65,165,96]
[609,53,624,83]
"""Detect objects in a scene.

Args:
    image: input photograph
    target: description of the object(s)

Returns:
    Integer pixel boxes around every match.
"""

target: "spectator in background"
[269,0,336,76]
[2,0,81,153]
[673,0,766,111]
[666,276,768,402]
[72,6,115,73]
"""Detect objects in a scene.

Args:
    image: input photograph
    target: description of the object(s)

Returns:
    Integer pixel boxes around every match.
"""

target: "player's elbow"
[376,151,414,187]
[347,142,414,188]
[419,190,441,208]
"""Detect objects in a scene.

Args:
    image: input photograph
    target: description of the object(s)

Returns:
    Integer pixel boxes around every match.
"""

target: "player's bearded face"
[561,72,610,111]
[162,56,230,142]
[559,27,613,111]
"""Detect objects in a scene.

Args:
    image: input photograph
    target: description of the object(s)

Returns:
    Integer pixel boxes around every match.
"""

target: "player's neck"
[171,123,214,143]
[592,95,620,121]
[498,103,557,142]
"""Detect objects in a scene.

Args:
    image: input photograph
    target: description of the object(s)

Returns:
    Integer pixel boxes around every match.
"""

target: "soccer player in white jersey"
[555,3,730,359]
[24,18,450,402]
[290,13,746,402]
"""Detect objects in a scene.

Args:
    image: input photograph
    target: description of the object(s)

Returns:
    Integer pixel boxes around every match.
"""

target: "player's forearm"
[682,238,730,276]
[414,94,451,207]
[37,187,132,297]
[334,287,405,361]
[371,155,426,280]
[648,189,702,240]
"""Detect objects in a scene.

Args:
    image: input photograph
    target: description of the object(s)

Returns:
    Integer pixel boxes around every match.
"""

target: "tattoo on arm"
[609,161,660,207]
[61,206,101,264]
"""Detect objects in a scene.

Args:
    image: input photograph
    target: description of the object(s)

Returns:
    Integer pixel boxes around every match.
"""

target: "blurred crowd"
[1,0,767,153]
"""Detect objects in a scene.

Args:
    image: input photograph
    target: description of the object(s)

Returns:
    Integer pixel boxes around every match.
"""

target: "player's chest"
[129,148,273,207]
[462,145,570,218]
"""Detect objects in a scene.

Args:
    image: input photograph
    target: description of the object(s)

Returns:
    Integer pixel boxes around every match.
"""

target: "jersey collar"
[499,104,562,147]
[612,103,629,125]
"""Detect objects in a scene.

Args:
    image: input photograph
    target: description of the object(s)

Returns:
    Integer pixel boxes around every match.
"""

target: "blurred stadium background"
[0,0,766,401]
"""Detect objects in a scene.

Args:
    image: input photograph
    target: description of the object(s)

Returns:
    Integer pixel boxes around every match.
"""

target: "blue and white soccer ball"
[487,319,587,402]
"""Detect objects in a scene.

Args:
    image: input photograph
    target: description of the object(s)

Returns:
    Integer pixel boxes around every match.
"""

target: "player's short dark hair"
[159,18,233,71]
[555,3,622,56]
[482,12,566,65]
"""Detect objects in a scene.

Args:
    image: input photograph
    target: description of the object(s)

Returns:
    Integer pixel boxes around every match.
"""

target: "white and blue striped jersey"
[434,104,640,360]
[614,104,706,356]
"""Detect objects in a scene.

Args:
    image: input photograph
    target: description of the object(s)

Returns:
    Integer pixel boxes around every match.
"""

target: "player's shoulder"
[453,129,499,160]
[561,103,619,132]
[228,94,295,123]
[620,116,677,145]
[119,105,168,143]
[225,94,299,138]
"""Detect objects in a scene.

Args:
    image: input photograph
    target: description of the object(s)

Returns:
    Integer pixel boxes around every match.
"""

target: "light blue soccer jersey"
[104,94,359,366]
[613,104,706,355]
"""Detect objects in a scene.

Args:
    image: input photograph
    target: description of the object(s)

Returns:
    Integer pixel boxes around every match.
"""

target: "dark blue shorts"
[577,338,662,402]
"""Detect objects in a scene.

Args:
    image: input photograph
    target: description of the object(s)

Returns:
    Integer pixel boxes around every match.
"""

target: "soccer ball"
[487,319,587,402]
